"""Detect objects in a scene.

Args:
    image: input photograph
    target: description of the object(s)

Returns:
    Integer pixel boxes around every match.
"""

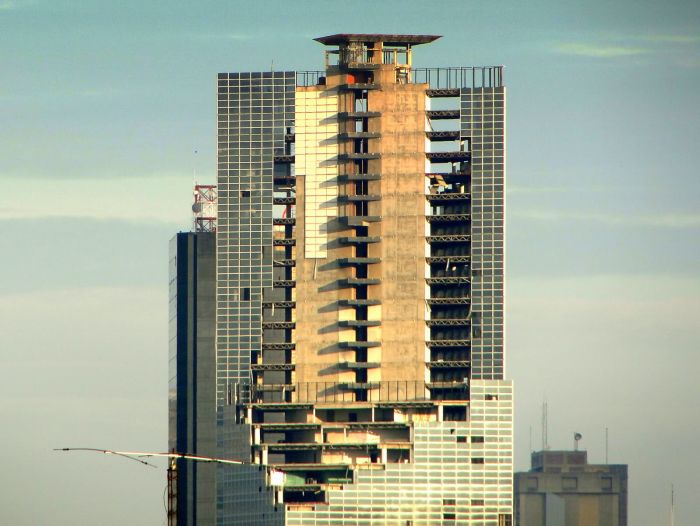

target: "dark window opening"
[242,288,251,301]
[456,436,467,443]
[471,436,485,443]
[443,406,467,421]
[471,457,485,464]
[241,190,251,198]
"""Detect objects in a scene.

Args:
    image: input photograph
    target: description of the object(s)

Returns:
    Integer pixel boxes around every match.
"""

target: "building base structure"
[217,380,512,524]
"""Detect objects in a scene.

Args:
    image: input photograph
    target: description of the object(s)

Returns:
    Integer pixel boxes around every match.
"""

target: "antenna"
[541,398,549,450]
[193,185,218,232]
[193,149,198,187]
[670,484,675,526]
[529,425,532,453]
[574,432,582,451]
[605,426,609,463]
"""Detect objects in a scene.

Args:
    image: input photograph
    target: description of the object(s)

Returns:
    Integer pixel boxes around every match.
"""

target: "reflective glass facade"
[461,87,506,380]
[216,72,296,403]
[169,232,217,525]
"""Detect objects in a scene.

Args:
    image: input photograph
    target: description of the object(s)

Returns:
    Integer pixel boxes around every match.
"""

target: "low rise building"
[515,450,628,526]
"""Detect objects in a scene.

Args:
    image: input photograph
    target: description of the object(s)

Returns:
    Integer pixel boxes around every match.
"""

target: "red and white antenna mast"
[192,185,217,232]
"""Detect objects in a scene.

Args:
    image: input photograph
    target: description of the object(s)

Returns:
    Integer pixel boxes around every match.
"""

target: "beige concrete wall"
[294,85,354,387]
[296,89,338,258]
[367,80,428,385]
[293,70,429,394]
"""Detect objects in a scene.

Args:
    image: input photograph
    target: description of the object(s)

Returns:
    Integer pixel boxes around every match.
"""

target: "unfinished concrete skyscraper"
[213,33,511,525]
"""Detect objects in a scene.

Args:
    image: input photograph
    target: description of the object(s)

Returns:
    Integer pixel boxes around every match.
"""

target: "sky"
[1,0,699,524]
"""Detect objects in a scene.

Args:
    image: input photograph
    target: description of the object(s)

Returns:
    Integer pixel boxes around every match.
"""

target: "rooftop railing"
[412,66,504,89]
[296,71,325,87]
[297,66,503,89]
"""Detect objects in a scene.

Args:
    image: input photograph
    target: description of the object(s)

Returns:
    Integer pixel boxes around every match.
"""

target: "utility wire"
[54,448,158,468]
[55,448,246,467]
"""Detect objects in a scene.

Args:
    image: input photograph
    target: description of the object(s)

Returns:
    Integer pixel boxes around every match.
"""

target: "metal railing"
[411,66,504,89]
[324,48,410,68]
[297,66,503,89]
[296,71,325,87]
[237,380,469,404]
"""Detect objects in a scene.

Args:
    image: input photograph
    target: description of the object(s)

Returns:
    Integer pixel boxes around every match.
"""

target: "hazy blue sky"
[1,1,699,524]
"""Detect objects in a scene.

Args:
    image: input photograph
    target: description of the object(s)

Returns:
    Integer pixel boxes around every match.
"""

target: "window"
[242,288,251,301]
[562,477,578,490]
[241,190,251,198]
[443,512,456,520]
[444,406,467,421]
[443,499,456,506]
[471,436,485,443]
[471,499,484,506]
[471,457,485,464]
[601,477,613,490]
[456,436,467,443]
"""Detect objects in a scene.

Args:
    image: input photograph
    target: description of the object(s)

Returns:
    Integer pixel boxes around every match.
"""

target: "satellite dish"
[574,432,583,441]
[192,203,202,213]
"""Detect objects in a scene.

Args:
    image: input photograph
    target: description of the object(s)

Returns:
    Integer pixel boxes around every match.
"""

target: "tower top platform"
[314,34,441,46]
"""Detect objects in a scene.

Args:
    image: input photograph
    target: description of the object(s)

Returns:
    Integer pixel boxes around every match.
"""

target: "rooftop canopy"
[314,34,441,46]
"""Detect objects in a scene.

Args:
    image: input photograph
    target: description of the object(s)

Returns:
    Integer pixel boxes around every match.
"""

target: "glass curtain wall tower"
[215,34,511,525]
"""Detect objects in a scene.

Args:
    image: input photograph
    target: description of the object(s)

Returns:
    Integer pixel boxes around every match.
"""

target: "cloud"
[512,209,700,228]
[0,174,191,225]
[556,42,648,58]
[554,33,700,65]
[0,0,35,10]
[639,34,700,44]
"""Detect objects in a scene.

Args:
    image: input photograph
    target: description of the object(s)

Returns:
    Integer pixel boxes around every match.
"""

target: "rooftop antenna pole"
[193,149,198,186]
[574,432,582,451]
[529,425,532,454]
[541,401,544,451]
[541,398,548,450]
[605,426,609,463]
[670,484,675,526]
